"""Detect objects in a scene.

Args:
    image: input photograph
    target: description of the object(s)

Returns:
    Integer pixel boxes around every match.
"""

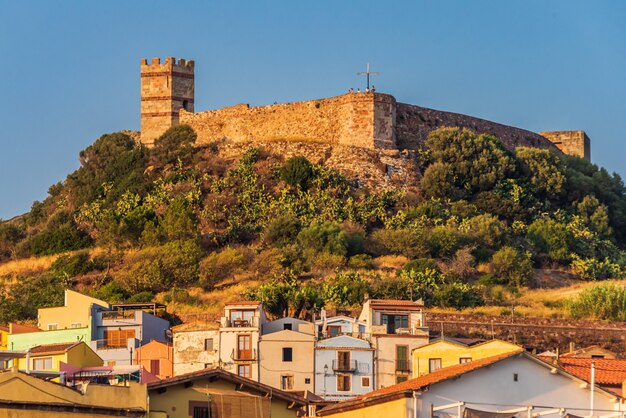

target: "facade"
[561,345,618,359]
[411,338,522,377]
[90,307,170,366]
[317,352,624,418]
[0,368,147,417]
[315,335,374,401]
[259,317,315,392]
[38,290,109,331]
[147,368,309,418]
[357,299,429,388]
[218,301,267,381]
[135,340,173,379]
[172,321,220,375]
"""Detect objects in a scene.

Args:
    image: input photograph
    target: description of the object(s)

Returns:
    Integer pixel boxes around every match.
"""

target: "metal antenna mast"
[356,63,380,90]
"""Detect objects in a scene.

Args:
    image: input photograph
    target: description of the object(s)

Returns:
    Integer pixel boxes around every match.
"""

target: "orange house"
[135,340,173,379]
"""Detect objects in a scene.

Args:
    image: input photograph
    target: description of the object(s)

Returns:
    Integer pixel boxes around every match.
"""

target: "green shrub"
[322,272,370,308]
[401,258,439,274]
[433,282,483,309]
[367,228,428,259]
[199,247,252,289]
[153,125,197,165]
[348,254,374,270]
[297,222,348,256]
[264,214,301,247]
[569,283,626,321]
[126,291,155,303]
[489,246,533,287]
[527,218,571,262]
[280,156,314,189]
[91,281,129,303]
[29,221,92,255]
[428,226,462,258]
[570,256,623,280]
[50,251,106,277]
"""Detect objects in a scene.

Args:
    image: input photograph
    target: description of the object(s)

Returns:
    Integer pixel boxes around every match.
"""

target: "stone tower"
[140,57,195,146]
[539,130,591,161]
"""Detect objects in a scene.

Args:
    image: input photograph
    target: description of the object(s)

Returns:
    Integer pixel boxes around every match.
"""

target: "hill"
[0,125,625,325]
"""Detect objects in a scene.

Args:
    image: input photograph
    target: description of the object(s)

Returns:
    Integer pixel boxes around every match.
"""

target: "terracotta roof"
[556,357,626,386]
[29,342,82,355]
[0,326,8,332]
[561,345,616,358]
[319,350,522,415]
[148,367,307,407]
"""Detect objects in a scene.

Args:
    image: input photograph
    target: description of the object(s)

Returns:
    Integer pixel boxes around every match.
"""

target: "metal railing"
[395,359,411,372]
[231,348,257,362]
[101,310,138,321]
[332,359,358,372]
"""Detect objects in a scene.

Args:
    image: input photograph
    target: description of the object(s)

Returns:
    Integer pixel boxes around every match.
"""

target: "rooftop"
[554,357,626,386]
[367,299,425,308]
[29,342,82,355]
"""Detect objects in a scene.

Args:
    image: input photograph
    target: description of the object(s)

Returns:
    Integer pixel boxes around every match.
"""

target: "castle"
[140,57,590,161]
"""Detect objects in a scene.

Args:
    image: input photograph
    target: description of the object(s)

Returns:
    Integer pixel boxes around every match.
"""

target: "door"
[237,334,252,359]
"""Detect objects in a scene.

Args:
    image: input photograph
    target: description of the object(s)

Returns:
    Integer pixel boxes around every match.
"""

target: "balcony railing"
[101,310,137,320]
[92,338,139,350]
[220,317,259,328]
[332,359,358,372]
[231,349,257,362]
[396,359,411,372]
[318,331,372,341]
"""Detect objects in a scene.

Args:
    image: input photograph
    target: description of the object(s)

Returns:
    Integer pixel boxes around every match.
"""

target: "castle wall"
[539,130,590,161]
[180,93,396,149]
[395,103,557,152]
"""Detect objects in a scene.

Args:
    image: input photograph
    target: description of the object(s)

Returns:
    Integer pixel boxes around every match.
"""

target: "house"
[357,299,429,388]
[135,340,173,379]
[548,356,626,396]
[561,345,618,359]
[315,335,374,401]
[317,351,625,418]
[13,341,103,381]
[147,367,310,418]
[218,301,267,380]
[172,320,220,375]
[259,317,316,392]
[315,312,366,339]
[411,337,522,377]
[0,368,147,417]
[90,302,170,366]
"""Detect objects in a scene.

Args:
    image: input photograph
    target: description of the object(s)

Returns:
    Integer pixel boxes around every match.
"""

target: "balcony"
[231,348,257,362]
[332,360,358,373]
[395,359,411,373]
[92,338,139,351]
[220,317,259,328]
[318,331,371,342]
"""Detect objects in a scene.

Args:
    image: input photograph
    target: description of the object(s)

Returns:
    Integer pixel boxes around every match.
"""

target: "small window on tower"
[182,100,189,111]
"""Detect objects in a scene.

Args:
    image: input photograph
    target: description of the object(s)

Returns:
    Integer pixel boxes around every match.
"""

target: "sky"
[1,1,625,219]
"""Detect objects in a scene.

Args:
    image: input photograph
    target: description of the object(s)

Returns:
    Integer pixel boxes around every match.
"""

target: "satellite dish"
[165,329,173,339]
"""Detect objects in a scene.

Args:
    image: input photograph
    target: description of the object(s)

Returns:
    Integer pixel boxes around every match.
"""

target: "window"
[282,347,293,362]
[204,338,214,351]
[47,324,58,331]
[237,334,252,360]
[283,323,292,331]
[459,357,472,364]
[337,374,351,392]
[238,364,251,378]
[192,406,209,418]
[230,310,254,326]
[361,376,371,387]
[70,322,82,328]
[591,355,605,359]
[150,359,160,375]
[428,358,442,373]
[396,346,409,371]
[105,329,136,348]
[381,314,409,334]
[107,361,116,367]
[513,373,518,382]
[204,363,213,369]
[33,357,53,370]
[305,378,311,384]
[327,325,341,337]
[336,351,351,371]
[281,375,294,390]
[396,375,408,384]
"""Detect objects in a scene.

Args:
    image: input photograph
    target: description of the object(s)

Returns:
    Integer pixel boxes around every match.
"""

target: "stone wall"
[180,93,396,150]
[427,312,626,355]
[539,130,591,161]
[395,103,557,152]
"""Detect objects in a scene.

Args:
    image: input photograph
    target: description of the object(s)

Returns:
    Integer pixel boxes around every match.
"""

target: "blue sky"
[1,1,625,219]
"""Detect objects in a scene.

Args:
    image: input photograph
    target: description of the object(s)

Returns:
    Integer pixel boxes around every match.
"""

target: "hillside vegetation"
[1,126,625,324]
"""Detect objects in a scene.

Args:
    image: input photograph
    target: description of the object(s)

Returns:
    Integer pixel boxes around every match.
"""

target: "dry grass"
[0,255,58,279]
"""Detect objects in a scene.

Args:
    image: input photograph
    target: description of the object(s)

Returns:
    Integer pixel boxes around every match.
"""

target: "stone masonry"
[140,57,195,146]
[139,57,590,160]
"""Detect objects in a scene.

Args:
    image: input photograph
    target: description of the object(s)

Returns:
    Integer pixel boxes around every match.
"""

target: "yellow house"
[38,289,109,331]
[148,368,309,418]
[15,341,103,377]
[0,326,7,350]
[0,368,147,417]
[412,337,521,377]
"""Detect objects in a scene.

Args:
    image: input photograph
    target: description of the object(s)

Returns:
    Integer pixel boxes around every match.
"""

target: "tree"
[527,218,571,262]
[152,125,197,165]
[516,147,566,197]
[489,246,533,287]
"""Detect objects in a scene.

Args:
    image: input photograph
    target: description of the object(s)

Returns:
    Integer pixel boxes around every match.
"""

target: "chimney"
[569,342,575,353]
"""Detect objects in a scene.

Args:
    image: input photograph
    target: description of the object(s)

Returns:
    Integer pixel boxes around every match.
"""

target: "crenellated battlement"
[140,56,195,72]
